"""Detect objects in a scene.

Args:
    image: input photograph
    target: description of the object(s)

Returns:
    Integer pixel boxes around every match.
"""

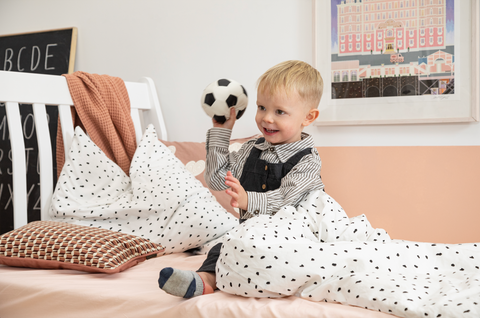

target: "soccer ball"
[201,78,248,124]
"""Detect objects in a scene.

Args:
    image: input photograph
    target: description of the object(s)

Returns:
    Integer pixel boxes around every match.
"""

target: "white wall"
[1,0,479,146]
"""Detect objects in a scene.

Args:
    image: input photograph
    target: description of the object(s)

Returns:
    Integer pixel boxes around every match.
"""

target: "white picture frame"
[313,0,479,126]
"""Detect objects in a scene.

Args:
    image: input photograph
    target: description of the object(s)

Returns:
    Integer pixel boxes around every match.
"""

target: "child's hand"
[213,107,236,130]
[225,171,248,211]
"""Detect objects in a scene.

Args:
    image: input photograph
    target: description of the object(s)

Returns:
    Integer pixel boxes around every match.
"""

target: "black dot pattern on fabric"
[216,190,480,318]
[50,125,237,255]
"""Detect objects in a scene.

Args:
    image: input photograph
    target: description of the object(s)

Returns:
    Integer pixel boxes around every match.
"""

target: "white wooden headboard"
[0,71,167,229]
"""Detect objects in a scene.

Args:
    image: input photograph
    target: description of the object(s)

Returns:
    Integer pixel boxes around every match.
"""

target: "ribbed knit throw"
[56,71,137,178]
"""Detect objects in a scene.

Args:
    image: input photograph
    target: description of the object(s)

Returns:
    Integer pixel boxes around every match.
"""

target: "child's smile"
[263,128,279,135]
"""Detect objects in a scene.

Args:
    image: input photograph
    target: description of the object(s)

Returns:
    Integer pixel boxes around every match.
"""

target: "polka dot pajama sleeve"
[216,190,480,318]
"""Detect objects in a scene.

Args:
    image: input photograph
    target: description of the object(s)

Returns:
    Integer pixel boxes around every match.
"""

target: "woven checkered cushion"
[0,221,164,273]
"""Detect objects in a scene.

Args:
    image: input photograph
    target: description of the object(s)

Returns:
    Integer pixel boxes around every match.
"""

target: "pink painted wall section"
[317,146,480,244]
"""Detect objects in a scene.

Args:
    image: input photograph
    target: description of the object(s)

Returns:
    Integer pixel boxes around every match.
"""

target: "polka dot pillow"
[50,125,237,254]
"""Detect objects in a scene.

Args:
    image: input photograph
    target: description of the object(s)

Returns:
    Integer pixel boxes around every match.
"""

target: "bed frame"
[0,70,167,230]
[0,70,397,318]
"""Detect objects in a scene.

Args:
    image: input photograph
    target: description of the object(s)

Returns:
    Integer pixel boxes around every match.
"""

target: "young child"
[158,60,324,298]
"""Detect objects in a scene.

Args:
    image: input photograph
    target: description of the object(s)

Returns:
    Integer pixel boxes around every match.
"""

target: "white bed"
[0,70,478,318]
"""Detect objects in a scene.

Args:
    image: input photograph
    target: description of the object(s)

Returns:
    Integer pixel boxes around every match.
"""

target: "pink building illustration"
[337,0,447,56]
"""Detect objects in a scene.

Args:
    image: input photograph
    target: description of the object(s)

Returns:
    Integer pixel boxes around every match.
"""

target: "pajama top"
[205,127,324,220]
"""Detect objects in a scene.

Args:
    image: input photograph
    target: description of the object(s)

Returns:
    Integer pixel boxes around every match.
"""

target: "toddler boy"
[159,60,324,298]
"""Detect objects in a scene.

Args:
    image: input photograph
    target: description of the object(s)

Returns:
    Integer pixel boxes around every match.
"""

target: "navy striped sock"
[158,267,204,298]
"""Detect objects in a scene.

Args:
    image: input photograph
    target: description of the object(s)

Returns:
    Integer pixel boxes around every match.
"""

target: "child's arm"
[205,108,253,191]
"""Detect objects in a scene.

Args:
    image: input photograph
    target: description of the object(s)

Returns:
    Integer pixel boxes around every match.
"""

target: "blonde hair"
[257,60,323,108]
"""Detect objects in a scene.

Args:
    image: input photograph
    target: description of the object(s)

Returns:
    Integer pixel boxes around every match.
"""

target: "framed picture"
[313,0,479,126]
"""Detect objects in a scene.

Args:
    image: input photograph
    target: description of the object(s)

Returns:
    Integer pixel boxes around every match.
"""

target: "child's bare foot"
[158,268,214,298]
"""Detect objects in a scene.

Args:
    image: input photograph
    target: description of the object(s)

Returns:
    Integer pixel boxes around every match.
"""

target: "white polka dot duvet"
[216,190,480,318]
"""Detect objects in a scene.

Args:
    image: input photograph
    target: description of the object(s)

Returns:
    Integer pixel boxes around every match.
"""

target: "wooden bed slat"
[58,104,74,158]
[130,109,143,144]
[32,103,53,222]
[5,101,28,228]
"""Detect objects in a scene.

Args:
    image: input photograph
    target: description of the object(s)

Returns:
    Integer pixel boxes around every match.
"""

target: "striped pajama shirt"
[205,128,324,221]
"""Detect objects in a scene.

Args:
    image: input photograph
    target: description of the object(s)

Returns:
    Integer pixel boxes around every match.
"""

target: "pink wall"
[318,146,480,244]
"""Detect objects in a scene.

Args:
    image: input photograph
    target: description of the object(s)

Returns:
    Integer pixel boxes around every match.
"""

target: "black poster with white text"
[0,28,77,234]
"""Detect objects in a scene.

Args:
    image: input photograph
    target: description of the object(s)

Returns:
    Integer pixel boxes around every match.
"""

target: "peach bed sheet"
[0,253,396,318]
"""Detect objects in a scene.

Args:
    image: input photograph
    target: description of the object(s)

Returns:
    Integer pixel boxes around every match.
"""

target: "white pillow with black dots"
[50,125,237,255]
[216,190,480,317]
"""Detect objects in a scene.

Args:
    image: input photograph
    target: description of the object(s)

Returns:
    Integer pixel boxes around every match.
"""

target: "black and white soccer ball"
[201,78,248,124]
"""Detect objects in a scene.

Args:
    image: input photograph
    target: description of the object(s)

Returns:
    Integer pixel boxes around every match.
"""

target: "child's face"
[255,89,317,145]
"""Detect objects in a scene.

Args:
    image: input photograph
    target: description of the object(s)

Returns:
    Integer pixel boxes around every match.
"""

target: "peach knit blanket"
[56,72,137,178]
